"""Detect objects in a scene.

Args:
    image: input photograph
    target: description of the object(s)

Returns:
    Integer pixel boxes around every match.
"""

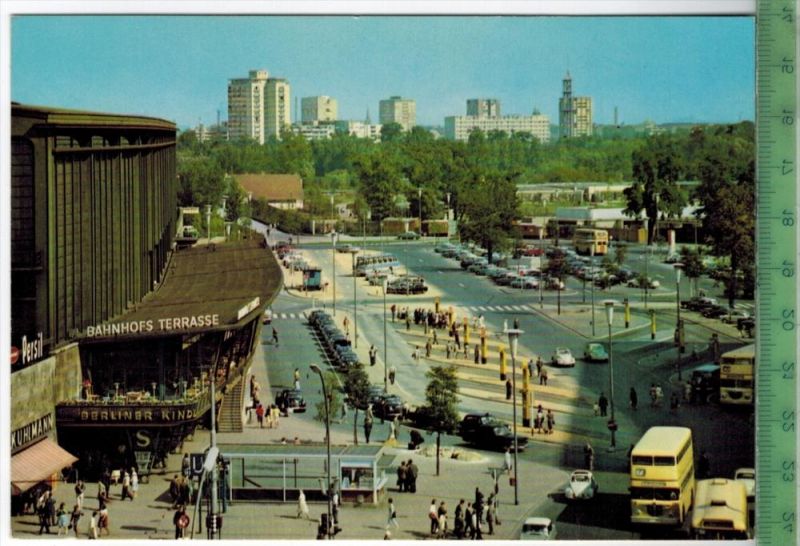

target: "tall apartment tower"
[301,96,339,123]
[467,98,501,118]
[558,72,593,138]
[227,69,291,143]
[379,96,416,131]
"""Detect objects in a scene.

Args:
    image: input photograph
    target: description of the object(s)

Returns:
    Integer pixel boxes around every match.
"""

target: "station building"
[9,104,281,511]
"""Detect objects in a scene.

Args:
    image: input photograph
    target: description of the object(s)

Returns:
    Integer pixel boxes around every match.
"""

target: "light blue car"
[583,342,609,362]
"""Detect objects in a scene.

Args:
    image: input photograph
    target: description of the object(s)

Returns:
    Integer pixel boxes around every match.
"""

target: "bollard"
[499,347,507,380]
[481,334,487,364]
[522,390,531,428]
[624,298,631,329]
[649,310,656,340]
[463,318,470,346]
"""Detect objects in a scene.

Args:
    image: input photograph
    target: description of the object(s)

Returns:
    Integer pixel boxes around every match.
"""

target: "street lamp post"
[382,279,388,392]
[205,204,212,243]
[418,187,423,237]
[539,229,544,309]
[507,328,524,506]
[591,247,596,337]
[603,301,617,450]
[350,249,359,348]
[331,232,337,316]
[309,365,333,539]
[674,263,684,379]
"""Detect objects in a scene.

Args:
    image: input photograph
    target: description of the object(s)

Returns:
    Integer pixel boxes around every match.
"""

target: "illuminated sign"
[237,297,261,321]
[86,314,221,337]
[20,332,45,364]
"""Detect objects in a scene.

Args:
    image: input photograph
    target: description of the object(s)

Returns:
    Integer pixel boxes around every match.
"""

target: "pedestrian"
[364,414,373,443]
[472,509,482,539]
[391,304,396,322]
[396,461,407,492]
[131,468,139,499]
[463,342,469,359]
[446,343,451,359]
[297,489,311,519]
[474,344,480,364]
[454,499,465,539]
[169,475,180,506]
[389,366,396,385]
[343,315,350,334]
[369,345,377,367]
[670,391,680,413]
[432,329,438,345]
[584,443,595,471]
[256,402,265,428]
[121,470,134,500]
[412,345,420,360]
[454,330,461,350]
[387,498,399,529]
[505,379,512,400]
[37,493,51,534]
[181,453,190,477]
[535,405,544,434]
[486,495,495,535]
[474,487,485,524]
[546,409,555,434]
[406,315,411,331]
[598,393,609,417]
[88,511,98,539]
[536,356,543,377]
[504,446,513,474]
[429,499,439,535]
[388,416,397,442]
[630,387,638,410]
[341,399,348,421]
[56,502,69,536]
[540,367,548,386]
[684,380,692,403]
[173,505,190,540]
[70,504,83,538]
[98,505,110,536]
[97,479,108,505]
[655,384,663,406]
[464,502,475,538]
[406,459,418,493]
[272,327,279,346]
[75,479,85,510]
[437,501,448,538]
[45,490,56,527]
[649,383,658,407]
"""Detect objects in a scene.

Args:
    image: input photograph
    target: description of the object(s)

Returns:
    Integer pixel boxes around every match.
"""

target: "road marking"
[512,305,526,311]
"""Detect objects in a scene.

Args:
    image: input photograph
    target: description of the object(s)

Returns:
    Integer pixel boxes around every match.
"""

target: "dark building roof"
[11,102,175,131]
[82,237,282,343]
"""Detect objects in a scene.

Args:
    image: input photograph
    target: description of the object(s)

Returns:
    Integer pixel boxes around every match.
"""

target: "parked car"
[551,347,576,367]
[488,268,510,281]
[682,296,718,311]
[434,242,455,254]
[583,342,609,363]
[468,260,489,274]
[397,231,420,240]
[615,268,635,283]
[495,272,519,286]
[721,309,751,324]
[336,243,354,253]
[690,363,721,403]
[701,304,729,319]
[545,276,566,290]
[734,467,755,500]
[520,517,557,540]
[627,276,660,289]
[262,308,273,325]
[406,405,458,434]
[374,394,405,420]
[522,246,544,257]
[564,470,599,500]
[510,277,539,290]
[276,389,307,413]
[458,413,528,451]
[737,317,755,337]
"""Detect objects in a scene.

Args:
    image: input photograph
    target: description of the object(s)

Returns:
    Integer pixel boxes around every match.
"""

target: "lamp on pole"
[591,246,596,337]
[603,301,618,450]
[382,278,388,392]
[539,229,544,309]
[205,204,212,243]
[309,364,333,539]
[350,249,359,348]
[418,187,423,237]
[331,232,337,316]
[506,327,524,506]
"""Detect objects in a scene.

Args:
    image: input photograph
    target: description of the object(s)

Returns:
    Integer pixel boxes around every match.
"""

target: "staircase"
[218,377,245,433]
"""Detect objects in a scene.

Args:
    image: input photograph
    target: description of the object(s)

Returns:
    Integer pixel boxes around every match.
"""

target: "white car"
[722,309,751,324]
[565,470,599,500]
[734,467,755,500]
[520,517,557,540]
[261,308,273,325]
[551,347,576,367]
[510,277,539,289]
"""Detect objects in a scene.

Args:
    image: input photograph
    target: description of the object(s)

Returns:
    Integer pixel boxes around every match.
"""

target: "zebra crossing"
[273,312,306,321]
[464,304,538,314]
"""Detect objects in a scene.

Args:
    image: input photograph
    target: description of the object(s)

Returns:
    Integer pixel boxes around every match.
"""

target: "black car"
[737,317,755,337]
[374,394,405,420]
[690,363,720,403]
[276,389,307,413]
[406,406,458,434]
[701,304,729,319]
[458,413,528,452]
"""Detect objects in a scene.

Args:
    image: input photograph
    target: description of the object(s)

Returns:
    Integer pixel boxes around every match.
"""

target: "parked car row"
[386,275,428,294]
[458,412,529,452]
[308,310,360,370]
[680,296,753,328]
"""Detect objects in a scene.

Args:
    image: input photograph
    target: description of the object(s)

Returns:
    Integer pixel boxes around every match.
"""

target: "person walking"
[389,366,397,385]
[446,343,452,359]
[131,468,139,499]
[272,327,279,346]
[364,413,373,443]
[598,393,609,417]
[454,499,465,539]
[386,498,399,529]
[464,502,475,538]
[504,446,513,474]
[296,489,311,519]
[256,402,265,428]
[173,505,189,540]
[37,492,51,535]
[474,343,480,364]
[121,470,134,500]
[429,499,439,535]
[505,379,512,400]
[485,495,496,535]
[536,357,543,377]
[426,340,432,358]
[70,504,83,538]
[474,487,485,524]
[88,511,99,540]
[391,304,396,322]
[56,503,69,536]
[546,409,555,434]
[584,443,595,471]
[74,480,85,510]
[540,367,549,386]
[437,501,448,539]
[169,475,180,506]
[369,345,377,366]
[181,453,191,477]
[98,505,110,536]
[397,461,407,492]
[630,387,638,410]
[406,459,419,493]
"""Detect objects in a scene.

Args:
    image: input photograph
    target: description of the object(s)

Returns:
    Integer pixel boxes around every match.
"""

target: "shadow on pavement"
[550,491,631,532]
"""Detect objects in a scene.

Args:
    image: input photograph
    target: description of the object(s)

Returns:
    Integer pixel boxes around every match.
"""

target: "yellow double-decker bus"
[719,344,755,406]
[573,228,609,256]
[630,426,695,526]
[690,478,750,539]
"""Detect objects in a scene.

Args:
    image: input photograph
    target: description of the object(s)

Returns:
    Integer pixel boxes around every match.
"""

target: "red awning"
[11,439,78,495]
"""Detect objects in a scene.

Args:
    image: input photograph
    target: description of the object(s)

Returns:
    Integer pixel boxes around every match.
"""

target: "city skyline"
[11,16,754,130]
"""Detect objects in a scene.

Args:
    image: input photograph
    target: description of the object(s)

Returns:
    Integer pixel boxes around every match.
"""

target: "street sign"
[10,346,19,365]
[756,2,798,545]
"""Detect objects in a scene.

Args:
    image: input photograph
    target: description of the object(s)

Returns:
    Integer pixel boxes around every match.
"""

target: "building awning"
[11,439,78,495]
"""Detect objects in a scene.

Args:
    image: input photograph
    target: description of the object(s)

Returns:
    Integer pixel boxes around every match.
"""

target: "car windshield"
[573,474,589,482]
[522,525,547,534]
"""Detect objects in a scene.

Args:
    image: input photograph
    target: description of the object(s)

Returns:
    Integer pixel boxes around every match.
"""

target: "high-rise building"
[444,113,550,142]
[227,69,291,143]
[466,98,501,118]
[558,72,593,138]
[379,96,416,131]
[301,96,338,123]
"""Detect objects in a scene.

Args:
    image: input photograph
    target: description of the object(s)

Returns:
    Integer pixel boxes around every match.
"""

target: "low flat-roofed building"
[235,173,305,209]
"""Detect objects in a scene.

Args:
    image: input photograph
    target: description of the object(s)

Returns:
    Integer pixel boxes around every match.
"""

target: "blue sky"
[11,16,754,129]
